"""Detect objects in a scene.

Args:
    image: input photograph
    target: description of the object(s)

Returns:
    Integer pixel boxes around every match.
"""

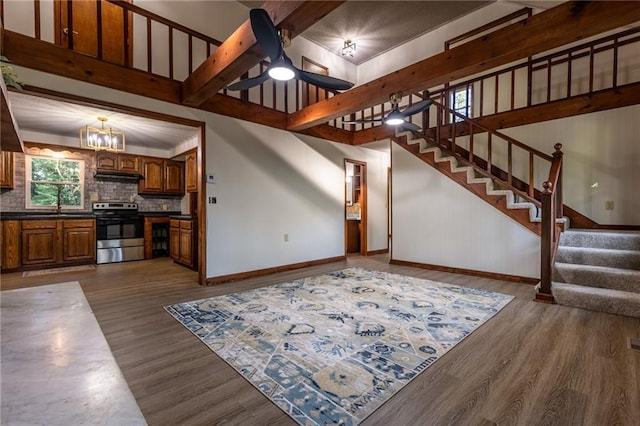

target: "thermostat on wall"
[207,173,216,183]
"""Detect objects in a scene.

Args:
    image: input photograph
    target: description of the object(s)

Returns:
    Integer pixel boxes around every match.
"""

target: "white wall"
[391,142,541,279]
[14,66,389,279]
[501,107,640,226]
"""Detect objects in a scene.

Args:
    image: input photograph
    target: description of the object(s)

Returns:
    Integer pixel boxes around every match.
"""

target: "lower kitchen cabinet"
[1,220,21,269]
[21,220,59,266]
[144,216,170,259]
[2,218,96,270]
[170,218,196,269]
[62,219,96,262]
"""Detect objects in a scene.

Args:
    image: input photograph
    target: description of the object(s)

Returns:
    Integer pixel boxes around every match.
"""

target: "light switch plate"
[207,173,216,183]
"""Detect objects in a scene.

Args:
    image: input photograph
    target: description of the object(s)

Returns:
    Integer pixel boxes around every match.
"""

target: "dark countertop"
[1,212,96,220]
[139,211,182,217]
[169,215,194,220]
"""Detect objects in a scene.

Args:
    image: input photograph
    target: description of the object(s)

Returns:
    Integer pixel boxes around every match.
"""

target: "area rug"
[165,267,514,425]
[22,264,96,277]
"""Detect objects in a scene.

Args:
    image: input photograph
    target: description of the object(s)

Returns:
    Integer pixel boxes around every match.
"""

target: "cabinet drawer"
[180,220,192,230]
[170,219,180,228]
[22,220,57,230]
[63,219,95,229]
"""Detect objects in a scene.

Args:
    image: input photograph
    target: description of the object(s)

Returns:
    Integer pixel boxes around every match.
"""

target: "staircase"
[395,130,545,235]
[552,230,640,317]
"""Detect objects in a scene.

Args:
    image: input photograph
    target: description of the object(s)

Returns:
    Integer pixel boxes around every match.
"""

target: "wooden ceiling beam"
[287,1,640,131]
[181,1,345,107]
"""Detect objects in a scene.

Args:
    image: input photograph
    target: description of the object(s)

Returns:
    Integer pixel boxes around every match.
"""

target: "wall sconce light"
[79,117,125,152]
[342,40,356,57]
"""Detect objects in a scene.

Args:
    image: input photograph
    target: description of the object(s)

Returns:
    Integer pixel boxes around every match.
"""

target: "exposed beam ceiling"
[286,1,640,131]
[181,1,345,107]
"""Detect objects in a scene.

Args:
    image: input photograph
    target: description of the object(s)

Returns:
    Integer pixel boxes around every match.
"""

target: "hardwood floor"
[1,256,638,425]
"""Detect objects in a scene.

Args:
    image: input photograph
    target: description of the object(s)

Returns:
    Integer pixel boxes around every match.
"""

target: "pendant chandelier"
[80,117,125,152]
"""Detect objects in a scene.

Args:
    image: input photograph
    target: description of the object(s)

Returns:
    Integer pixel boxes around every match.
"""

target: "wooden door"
[169,221,180,260]
[1,220,21,269]
[301,57,328,107]
[0,151,14,188]
[185,151,197,193]
[117,154,139,173]
[96,151,118,172]
[179,228,193,267]
[55,0,132,65]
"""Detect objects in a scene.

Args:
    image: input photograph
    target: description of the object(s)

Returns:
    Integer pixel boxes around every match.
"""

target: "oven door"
[96,216,144,240]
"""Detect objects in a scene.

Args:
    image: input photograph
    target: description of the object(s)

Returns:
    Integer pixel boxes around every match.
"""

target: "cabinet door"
[169,224,181,260]
[179,228,193,266]
[96,151,118,172]
[139,157,164,194]
[62,220,95,262]
[164,160,184,194]
[1,220,21,269]
[185,151,197,193]
[0,151,15,188]
[118,154,139,173]
[22,229,58,266]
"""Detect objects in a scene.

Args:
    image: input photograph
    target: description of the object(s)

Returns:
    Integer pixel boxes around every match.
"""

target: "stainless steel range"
[93,202,144,264]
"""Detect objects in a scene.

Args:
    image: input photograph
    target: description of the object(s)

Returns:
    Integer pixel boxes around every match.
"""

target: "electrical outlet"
[605,201,614,210]
[162,204,168,211]
[284,233,289,242]
[90,192,99,201]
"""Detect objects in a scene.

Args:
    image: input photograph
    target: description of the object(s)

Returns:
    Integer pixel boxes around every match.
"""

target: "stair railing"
[536,144,563,303]
[427,97,552,207]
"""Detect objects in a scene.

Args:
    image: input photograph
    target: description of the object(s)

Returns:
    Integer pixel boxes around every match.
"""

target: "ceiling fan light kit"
[226,9,354,92]
[342,93,432,132]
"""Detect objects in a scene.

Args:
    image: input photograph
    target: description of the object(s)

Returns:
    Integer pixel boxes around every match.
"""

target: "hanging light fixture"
[79,117,125,152]
[342,40,356,57]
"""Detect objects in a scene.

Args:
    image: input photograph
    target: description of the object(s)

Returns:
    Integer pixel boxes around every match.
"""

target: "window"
[450,86,472,122]
[26,155,85,209]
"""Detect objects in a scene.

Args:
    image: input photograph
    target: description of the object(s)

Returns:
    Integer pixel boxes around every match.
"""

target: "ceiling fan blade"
[398,121,422,132]
[342,119,384,124]
[400,99,433,118]
[250,8,283,62]
[296,68,355,91]
[225,71,270,91]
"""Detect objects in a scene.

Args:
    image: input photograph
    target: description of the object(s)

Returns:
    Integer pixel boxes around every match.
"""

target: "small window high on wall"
[26,155,85,209]
[450,86,472,122]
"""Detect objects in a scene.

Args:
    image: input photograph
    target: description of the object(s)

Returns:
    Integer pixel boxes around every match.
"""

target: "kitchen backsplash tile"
[1,146,182,213]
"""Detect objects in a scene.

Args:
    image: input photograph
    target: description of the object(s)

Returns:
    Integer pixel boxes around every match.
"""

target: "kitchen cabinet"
[96,152,140,174]
[185,150,197,193]
[0,151,14,188]
[20,218,96,268]
[144,216,170,259]
[62,219,96,262]
[1,220,21,270]
[139,157,184,195]
[170,218,196,269]
[21,220,59,266]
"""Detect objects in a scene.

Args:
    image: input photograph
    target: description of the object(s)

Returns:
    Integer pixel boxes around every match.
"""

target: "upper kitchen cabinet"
[185,150,197,193]
[138,157,184,195]
[0,151,15,188]
[96,152,139,174]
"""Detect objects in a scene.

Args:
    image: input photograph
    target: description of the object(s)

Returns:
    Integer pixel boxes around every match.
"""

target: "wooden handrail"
[536,143,563,303]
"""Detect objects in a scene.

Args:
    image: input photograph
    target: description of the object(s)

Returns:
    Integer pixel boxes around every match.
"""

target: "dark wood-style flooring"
[2,255,638,425]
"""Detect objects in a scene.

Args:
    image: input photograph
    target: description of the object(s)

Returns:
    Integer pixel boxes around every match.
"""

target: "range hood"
[93,171,143,180]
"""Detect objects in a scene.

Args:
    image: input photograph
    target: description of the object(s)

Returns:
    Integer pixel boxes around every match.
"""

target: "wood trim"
[367,248,389,256]
[197,125,206,286]
[344,159,367,255]
[205,255,346,285]
[389,258,539,285]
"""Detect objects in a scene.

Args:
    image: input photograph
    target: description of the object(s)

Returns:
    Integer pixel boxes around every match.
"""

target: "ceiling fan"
[226,8,355,92]
[343,93,432,132]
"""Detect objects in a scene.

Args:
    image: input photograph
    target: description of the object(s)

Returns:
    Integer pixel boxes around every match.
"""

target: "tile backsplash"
[0,145,182,213]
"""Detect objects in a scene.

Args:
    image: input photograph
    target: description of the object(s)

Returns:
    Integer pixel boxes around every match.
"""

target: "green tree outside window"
[26,156,85,209]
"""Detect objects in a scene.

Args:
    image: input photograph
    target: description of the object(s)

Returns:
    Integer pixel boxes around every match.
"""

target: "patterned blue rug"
[165,268,514,425]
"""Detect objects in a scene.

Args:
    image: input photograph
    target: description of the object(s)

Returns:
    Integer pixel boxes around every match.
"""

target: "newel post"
[536,181,555,303]
[553,143,563,220]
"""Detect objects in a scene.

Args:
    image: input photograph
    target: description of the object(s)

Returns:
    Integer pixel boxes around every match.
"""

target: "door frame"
[344,158,367,256]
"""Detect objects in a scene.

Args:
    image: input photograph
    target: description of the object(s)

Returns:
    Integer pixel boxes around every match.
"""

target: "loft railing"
[342,27,640,133]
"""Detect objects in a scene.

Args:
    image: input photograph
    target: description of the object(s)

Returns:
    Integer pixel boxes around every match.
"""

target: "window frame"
[450,86,472,123]
[25,155,85,210]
